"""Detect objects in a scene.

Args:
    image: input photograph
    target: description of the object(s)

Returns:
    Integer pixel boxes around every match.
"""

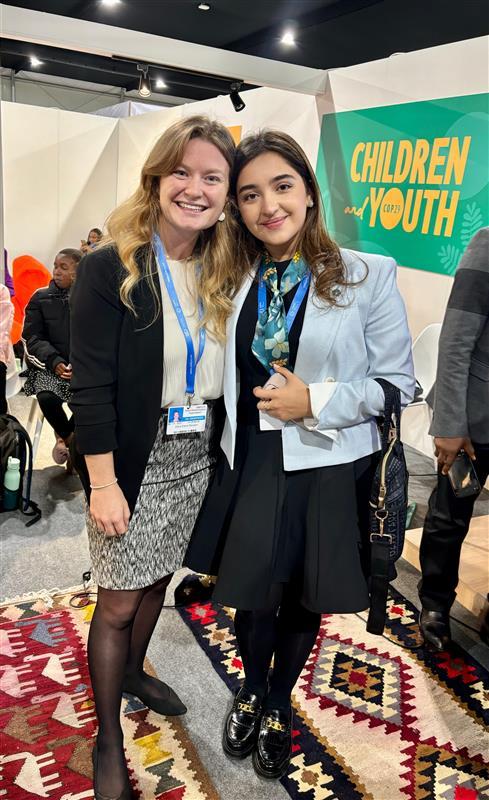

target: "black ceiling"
[1,0,488,101]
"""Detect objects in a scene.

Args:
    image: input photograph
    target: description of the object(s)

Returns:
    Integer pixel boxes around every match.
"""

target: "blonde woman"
[70,116,241,800]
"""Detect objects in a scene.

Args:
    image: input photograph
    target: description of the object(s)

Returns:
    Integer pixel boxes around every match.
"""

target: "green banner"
[316,93,488,274]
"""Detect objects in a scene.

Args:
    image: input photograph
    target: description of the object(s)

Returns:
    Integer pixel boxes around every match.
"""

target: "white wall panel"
[397,265,453,340]
[319,36,489,115]
[58,109,118,250]
[116,106,182,204]
[1,101,118,269]
[2,102,59,268]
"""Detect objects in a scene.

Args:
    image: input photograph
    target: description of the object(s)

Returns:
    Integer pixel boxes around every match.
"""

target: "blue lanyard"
[153,233,205,403]
[257,265,311,373]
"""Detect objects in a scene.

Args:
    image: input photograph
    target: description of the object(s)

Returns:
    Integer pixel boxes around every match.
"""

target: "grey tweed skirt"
[86,405,221,590]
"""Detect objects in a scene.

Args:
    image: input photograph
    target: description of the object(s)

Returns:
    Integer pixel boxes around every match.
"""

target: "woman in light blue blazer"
[185,130,415,780]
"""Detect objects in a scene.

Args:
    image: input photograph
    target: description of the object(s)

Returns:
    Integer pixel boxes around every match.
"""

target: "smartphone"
[263,372,287,390]
[448,451,481,498]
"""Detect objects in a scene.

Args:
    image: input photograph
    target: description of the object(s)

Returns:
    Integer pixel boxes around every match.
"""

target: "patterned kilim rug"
[177,579,489,800]
[0,590,219,799]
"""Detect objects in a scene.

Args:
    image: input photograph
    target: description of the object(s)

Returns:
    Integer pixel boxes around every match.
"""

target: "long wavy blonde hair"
[104,115,243,339]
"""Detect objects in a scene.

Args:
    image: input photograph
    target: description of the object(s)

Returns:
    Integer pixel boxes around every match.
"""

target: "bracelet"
[90,478,118,490]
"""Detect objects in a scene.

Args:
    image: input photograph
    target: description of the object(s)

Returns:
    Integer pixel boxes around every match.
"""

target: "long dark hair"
[231,129,364,305]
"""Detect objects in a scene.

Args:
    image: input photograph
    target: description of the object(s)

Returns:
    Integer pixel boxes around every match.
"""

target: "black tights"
[88,573,173,795]
[37,390,74,440]
[234,583,321,712]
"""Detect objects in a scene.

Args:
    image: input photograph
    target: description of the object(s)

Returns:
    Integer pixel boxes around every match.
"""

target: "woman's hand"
[253,364,313,421]
[54,362,72,380]
[90,483,130,536]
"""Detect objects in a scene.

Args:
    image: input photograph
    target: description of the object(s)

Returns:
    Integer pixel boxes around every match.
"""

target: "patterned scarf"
[251,251,309,372]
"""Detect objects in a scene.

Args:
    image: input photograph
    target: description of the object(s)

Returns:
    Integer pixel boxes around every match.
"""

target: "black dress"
[184,263,379,613]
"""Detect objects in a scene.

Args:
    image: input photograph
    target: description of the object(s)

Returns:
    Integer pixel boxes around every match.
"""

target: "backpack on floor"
[0,414,41,526]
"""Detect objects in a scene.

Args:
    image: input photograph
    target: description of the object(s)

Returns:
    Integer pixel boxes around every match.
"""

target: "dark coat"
[69,245,164,512]
[22,280,71,371]
[429,227,489,443]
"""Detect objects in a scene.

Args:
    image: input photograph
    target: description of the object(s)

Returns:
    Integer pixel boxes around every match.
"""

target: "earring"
[307,198,314,208]
[218,211,226,222]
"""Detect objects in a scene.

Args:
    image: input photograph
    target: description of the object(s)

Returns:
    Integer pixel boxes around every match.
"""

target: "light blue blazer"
[221,248,415,470]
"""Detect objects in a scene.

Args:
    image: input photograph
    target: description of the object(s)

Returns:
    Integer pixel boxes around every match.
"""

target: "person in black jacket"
[22,248,82,465]
[70,116,242,800]
[419,227,489,650]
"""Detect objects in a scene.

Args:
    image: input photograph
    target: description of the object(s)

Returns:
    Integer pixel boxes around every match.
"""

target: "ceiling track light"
[101,0,122,7]
[229,81,245,112]
[198,2,211,10]
[281,31,296,46]
[137,64,151,97]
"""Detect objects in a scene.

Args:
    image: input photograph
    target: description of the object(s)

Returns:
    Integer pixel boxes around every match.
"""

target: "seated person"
[22,248,82,466]
[80,228,102,254]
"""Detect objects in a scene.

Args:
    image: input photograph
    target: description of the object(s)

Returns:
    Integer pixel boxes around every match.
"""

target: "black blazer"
[69,245,164,512]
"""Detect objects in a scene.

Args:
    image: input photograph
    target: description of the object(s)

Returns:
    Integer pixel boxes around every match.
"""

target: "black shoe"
[174,573,216,606]
[222,686,264,759]
[92,742,135,800]
[252,706,292,780]
[419,608,451,651]
[122,674,187,716]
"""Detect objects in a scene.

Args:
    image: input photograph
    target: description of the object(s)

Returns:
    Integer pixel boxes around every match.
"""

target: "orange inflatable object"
[10,255,51,344]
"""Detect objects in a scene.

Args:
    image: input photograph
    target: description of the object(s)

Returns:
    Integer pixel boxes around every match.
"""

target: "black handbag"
[366,379,408,635]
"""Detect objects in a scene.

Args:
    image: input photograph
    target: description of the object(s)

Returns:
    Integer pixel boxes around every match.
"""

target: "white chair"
[5,370,21,403]
[402,323,442,459]
[26,397,45,465]
[410,323,442,404]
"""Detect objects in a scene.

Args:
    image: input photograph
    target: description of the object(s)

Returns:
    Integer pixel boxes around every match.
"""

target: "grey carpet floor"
[1,394,488,799]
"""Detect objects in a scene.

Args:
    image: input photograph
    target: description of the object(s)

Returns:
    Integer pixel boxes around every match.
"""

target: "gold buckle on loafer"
[265,718,286,732]
[237,701,256,713]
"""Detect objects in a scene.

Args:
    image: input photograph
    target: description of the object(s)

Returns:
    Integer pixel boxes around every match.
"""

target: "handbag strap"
[375,378,401,453]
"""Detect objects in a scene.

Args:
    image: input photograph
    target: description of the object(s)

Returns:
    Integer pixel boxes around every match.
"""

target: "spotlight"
[137,65,151,97]
[229,82,245,112]
[155,78,167,90]
[29,56,43,67]
[101,0,121,6]
[281,31,296,46]
[198,2,211,9]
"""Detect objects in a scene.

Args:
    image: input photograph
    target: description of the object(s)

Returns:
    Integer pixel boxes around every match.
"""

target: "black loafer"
[252,706,292,780]
[222,686,263,759]
[122,675,187,716]
[419,608,451,651]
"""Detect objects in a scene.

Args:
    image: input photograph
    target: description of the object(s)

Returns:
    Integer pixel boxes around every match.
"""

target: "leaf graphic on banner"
[461,201,483,247]
[437,244,461,275]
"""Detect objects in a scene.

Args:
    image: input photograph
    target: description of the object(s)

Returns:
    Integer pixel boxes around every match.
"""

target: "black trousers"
[0,362,7,415]
[37,391,74,440]
[419,441,489,613]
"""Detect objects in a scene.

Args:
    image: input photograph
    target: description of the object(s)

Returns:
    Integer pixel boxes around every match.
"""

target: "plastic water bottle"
[3,456,20,510]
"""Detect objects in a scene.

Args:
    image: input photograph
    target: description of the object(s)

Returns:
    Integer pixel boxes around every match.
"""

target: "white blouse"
[158,259,225,407]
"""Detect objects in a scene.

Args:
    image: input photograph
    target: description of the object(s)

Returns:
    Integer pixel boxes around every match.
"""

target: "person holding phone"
[70,116,240,800]
[185,130,415,780]
[419,227,489,651]
[81,227,103,253]
[22,248,82,466]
